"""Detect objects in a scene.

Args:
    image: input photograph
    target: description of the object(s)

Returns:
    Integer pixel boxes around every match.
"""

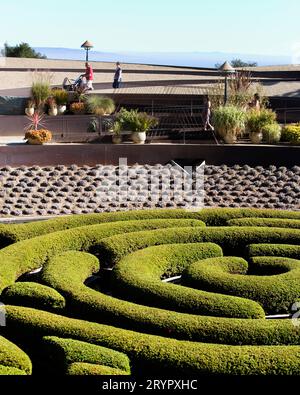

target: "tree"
[215,59,258,69]
[2,42,47,59]
[230,59,258,68]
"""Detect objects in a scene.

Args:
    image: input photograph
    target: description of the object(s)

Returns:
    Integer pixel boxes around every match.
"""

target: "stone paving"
[0,164,299,217]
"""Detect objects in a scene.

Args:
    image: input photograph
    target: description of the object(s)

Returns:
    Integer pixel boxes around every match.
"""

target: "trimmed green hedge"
[182,256,300,314]
[247,244,300,259]
[0,365,27,375]
[97,226,300,265]
[66,363,129,376]
[38,251,300,343]
[1,208,300,375]
[228,217,300,229]
[197,208,300,226]
[3,282,65,311]
[112,244,264,318]
[5,305,300,375]
[0,218,205,292]
[0,209,207,247]
[2,208,300,246]
[0,336,32,375]
[281,124,300,144]
[42,336,130,373]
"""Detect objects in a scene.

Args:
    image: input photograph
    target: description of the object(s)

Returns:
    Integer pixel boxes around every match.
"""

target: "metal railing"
[273,107,300,125]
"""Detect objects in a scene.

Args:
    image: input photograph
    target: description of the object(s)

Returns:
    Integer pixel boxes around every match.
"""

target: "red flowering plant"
[24,111,52,144]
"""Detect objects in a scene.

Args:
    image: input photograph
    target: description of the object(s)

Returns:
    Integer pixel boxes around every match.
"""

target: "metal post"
[86,49,89,62]
[224,75,228,105]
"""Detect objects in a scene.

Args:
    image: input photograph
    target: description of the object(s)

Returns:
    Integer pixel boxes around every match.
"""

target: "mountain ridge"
[35,47,291,68]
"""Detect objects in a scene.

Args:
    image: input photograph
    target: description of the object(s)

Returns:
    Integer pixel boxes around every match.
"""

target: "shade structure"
[219,61,236,74]
[81,40,94,49]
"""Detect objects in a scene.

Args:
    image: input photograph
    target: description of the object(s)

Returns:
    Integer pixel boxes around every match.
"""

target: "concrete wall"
[0,144,299,167]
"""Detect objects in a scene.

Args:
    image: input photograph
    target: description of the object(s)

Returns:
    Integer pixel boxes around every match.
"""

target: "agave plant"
[25,111,46,131]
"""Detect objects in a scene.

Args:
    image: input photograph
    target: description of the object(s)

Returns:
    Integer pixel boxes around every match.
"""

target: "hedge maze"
[1,208,300,375]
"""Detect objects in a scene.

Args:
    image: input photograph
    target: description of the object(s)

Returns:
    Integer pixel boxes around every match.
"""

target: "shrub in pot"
[115,108,158,144]
[25,100,35,117]
[111,121,122,144]
[281,124,300,145]
[70,102,86,115]
[31,81,51,111]
[212,105,246,144]
[52,89,69,115]
[86,96,115,116]
[24,112,52,145]
[261,123,281,144]
[25,130,52,145]
[47,97,58,116]
[246,108,277,144]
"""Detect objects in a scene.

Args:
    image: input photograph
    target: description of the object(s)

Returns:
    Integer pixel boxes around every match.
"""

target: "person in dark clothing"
[113,62,122,89]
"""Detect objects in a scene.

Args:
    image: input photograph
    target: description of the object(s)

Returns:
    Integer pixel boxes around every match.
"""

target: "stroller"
[62,75,85,92]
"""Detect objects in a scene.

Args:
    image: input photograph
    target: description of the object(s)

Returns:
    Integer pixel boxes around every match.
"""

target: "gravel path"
[0,164,299,217]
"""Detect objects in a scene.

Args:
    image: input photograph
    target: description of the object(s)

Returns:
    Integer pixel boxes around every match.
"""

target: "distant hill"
[35,47,291,68]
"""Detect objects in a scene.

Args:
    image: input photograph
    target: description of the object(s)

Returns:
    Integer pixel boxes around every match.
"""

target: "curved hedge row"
[182,256,300,314]
[1,208,300,246]
[66,363,129,376]
[2,208,300,375]
[5,305,300,375]
[3,282,65,311]
[247,244,300,259]
[0,209,207,247]
[42,336,131,374]
[228,217,300,229]
[0,336,32,375]
[0,218,205,292]
[112,244,264,318]
[97,226,300,265]
[39,251,300,343]
[0,366,27,375]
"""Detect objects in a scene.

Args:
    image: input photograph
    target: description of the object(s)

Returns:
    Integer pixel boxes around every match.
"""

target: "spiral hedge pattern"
[1,208,300,375]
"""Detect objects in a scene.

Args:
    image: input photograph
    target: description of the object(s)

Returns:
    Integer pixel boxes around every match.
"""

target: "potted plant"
[86,96,115,116]
[261,123,281,144]
[212,105,246,144]
[25,100,35,117]
[111,121,122,144]
[47,97,58,116]
[246,108,277,144]
[116,108,158,144]
[31,81,51,111]
[24,112,52,145]
[52,89,69,115]
[281,124,300,145]
[70,102,86,115]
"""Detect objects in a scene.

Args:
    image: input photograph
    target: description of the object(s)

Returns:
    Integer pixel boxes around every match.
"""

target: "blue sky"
[1,0,299,56]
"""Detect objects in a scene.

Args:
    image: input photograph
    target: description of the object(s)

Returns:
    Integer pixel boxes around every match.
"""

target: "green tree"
[230,59,258,68]
[215,59,258,69]
[2,42,47,59]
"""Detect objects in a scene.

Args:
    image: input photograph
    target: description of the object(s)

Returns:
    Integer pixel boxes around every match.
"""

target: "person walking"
[82,62,94,91]
[202,95,214,131]
[113,62,122,89]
